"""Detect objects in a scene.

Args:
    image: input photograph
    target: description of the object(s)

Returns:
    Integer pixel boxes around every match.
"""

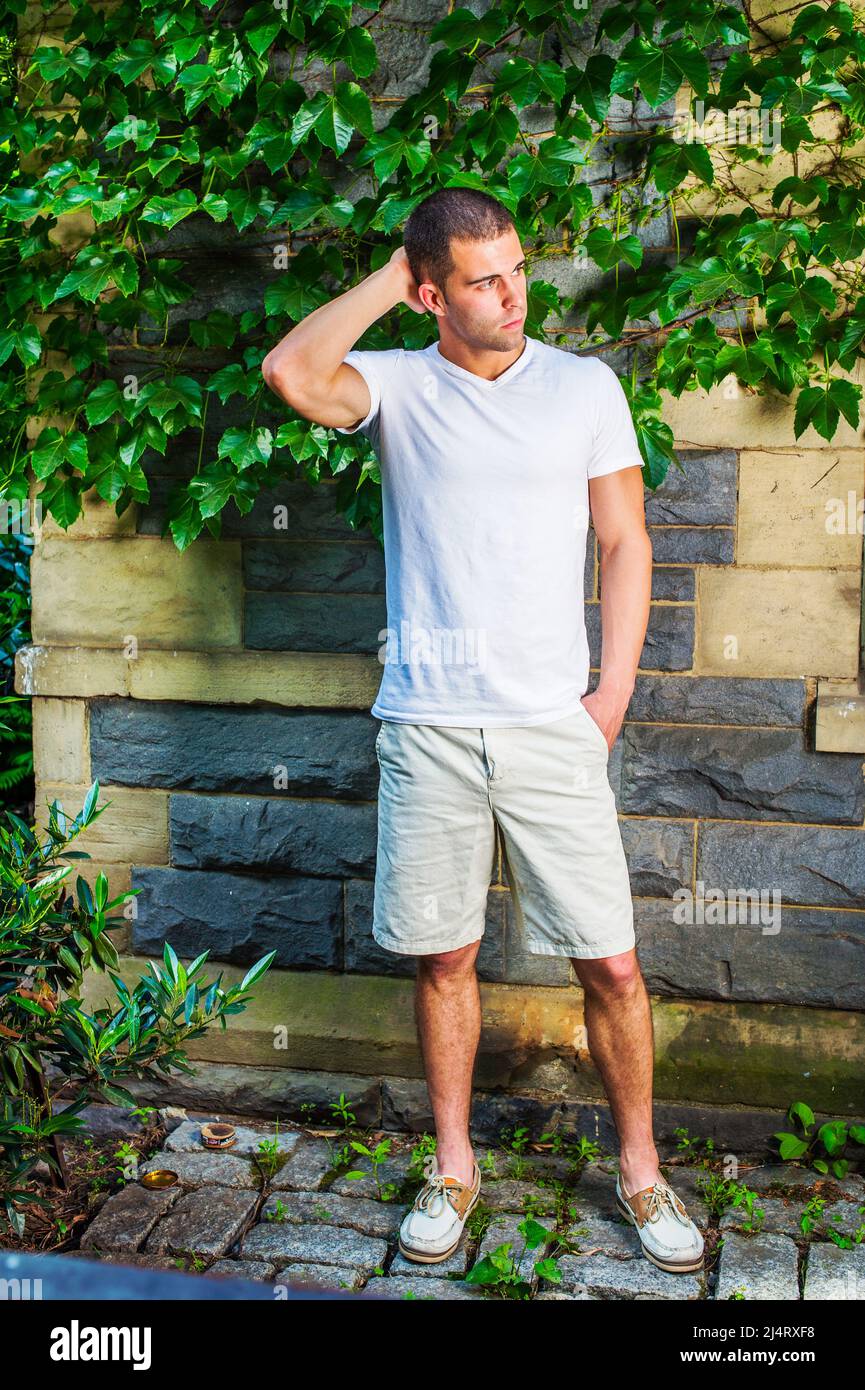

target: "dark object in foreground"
[0,1250,379,1300]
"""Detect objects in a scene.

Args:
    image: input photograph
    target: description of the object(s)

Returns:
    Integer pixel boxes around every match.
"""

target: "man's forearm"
[596,533,652,714]
[262,258,408,387]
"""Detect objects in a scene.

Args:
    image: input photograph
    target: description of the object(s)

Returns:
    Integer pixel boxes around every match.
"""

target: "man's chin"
[484,327,526,352]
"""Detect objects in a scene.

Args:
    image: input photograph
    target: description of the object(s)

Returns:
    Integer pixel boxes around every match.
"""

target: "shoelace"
[642,1181,690,1227]
[416,1174,460,1218]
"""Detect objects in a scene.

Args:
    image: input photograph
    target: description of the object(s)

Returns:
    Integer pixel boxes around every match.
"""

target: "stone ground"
[61,1109,865,1301]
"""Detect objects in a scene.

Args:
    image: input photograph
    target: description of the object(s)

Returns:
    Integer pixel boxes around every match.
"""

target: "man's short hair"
[404,187,515,295]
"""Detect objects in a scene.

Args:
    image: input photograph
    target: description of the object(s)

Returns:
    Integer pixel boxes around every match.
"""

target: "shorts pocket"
[578,700,609,756]
[374,720,386,756]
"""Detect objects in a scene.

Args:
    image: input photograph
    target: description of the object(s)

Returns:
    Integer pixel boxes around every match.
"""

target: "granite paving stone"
[139,1150,258,1190]
[326,1154,415,1200]
[80,1181,180,1253]
[205,1259,275,1281]
[240,1221,388,1273]
[362,1276,486,1300]
[163,1118,303,1158]
[260,1189,407,1238]
[270,1136,337,1191]
[481,1179,559,1215]
[802,1242,865,1299]
[713,1231,801,1300]
[144,1186,258,1259]
[273,1263,367,1291]
[388,1244,471,1277]
[553,1252,705,1300]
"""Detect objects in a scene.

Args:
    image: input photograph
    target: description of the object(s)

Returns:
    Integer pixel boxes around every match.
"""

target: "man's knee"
[571,948,643,998]
[416,939,480,983]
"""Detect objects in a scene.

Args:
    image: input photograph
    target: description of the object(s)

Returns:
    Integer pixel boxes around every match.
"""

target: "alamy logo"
[49,1321,152,1370]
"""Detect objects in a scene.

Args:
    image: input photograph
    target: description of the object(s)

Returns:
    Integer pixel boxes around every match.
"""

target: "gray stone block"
[271,1136,337,1192]
[698,822,865,909]
[90,700,381,798]
[362,1275,484,1299]
[644,450,738,525]
[651,567,695,601]
[139,1151,258,1190]
[556,1251,704,1298]
[245,591,386,653]
[275,1262,365,1291]
[626,676,806,726]
[145,1186,259,1259]
[621,725,865,823]
[123,1064,382,1127]
[620,817,694,896]
[648,526,735,565]
[80,1181,180,1253]
[241,1221,388,1273]
[206,1258,275,1281]
[169,791,378,875]
[243,539,385,593]
[131,866,342,969]
[803,1242,865,1299]
[163,1118,303,1158]
[260,1190,407,1238]
[713,1231,800,1300]
[634,899,865,1008]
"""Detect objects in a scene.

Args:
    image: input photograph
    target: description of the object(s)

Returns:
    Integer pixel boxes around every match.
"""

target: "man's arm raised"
[261,247,423,430]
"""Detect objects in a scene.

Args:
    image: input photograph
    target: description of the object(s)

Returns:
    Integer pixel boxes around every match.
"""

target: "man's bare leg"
[414,940,481,1186]
[570,948,661,1197]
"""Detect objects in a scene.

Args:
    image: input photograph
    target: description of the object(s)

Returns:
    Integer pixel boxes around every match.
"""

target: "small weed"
[344,1136,398,1201]
[775,1102,865,1179]
[465,1217,559,1300]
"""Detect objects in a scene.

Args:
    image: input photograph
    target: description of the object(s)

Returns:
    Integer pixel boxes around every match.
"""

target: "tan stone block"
[665,362,865,450]
[30,538,242,648]
[14,645,382,705]
[33,783,168,864]
[32,697,89,784]
[15,644,131,698]
[815,680,865,754]
[128,650,381,706]
[81,963,865,1111]
[738,450,865,567]
[695,568,861,677]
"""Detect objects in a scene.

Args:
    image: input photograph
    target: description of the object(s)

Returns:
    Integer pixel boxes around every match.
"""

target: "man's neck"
[435,332,528,382]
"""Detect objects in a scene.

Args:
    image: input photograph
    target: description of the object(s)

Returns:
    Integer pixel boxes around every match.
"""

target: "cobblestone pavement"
[64,1112,865,1301]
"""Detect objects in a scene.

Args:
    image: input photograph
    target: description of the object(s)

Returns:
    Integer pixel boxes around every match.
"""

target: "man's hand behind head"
[389,246,426,314]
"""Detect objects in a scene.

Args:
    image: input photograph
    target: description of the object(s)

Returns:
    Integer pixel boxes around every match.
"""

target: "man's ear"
[418,281,446,316]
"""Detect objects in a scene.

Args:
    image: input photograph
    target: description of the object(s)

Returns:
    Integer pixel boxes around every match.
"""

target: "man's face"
[423,227,528,352]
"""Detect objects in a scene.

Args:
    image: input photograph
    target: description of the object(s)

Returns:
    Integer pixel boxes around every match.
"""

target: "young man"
[262,187,704,1275]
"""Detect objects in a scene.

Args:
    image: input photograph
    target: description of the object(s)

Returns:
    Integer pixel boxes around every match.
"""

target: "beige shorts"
[372,703,635,960]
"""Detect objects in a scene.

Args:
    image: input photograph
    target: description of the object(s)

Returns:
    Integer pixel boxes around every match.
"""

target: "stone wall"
[14,0,865,1143]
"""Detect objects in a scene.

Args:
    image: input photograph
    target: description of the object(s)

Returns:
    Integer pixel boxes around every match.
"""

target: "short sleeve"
[587,359,645,478]
[333,349,383,436]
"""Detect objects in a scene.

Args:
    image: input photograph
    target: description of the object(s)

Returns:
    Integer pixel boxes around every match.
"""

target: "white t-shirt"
[336,335,643,726]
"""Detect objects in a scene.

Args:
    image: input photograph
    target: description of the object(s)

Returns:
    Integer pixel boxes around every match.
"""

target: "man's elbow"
[261,349,296,403]
[262,347,319,408]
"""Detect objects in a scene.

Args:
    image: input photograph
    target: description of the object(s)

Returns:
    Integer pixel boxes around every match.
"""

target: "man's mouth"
[502,315,525,330]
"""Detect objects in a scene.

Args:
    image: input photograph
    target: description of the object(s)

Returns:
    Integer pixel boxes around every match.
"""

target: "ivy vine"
[1,0,864,550]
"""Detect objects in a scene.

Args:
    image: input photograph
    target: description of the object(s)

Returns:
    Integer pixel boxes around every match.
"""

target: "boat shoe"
[615,1172,705,1273]
[398,1161,482,1264]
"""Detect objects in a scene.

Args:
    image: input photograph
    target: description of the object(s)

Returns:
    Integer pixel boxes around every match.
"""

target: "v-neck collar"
[431,334,534,389]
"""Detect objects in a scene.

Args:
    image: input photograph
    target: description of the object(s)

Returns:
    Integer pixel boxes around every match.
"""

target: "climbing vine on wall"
[2,0,865,549]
